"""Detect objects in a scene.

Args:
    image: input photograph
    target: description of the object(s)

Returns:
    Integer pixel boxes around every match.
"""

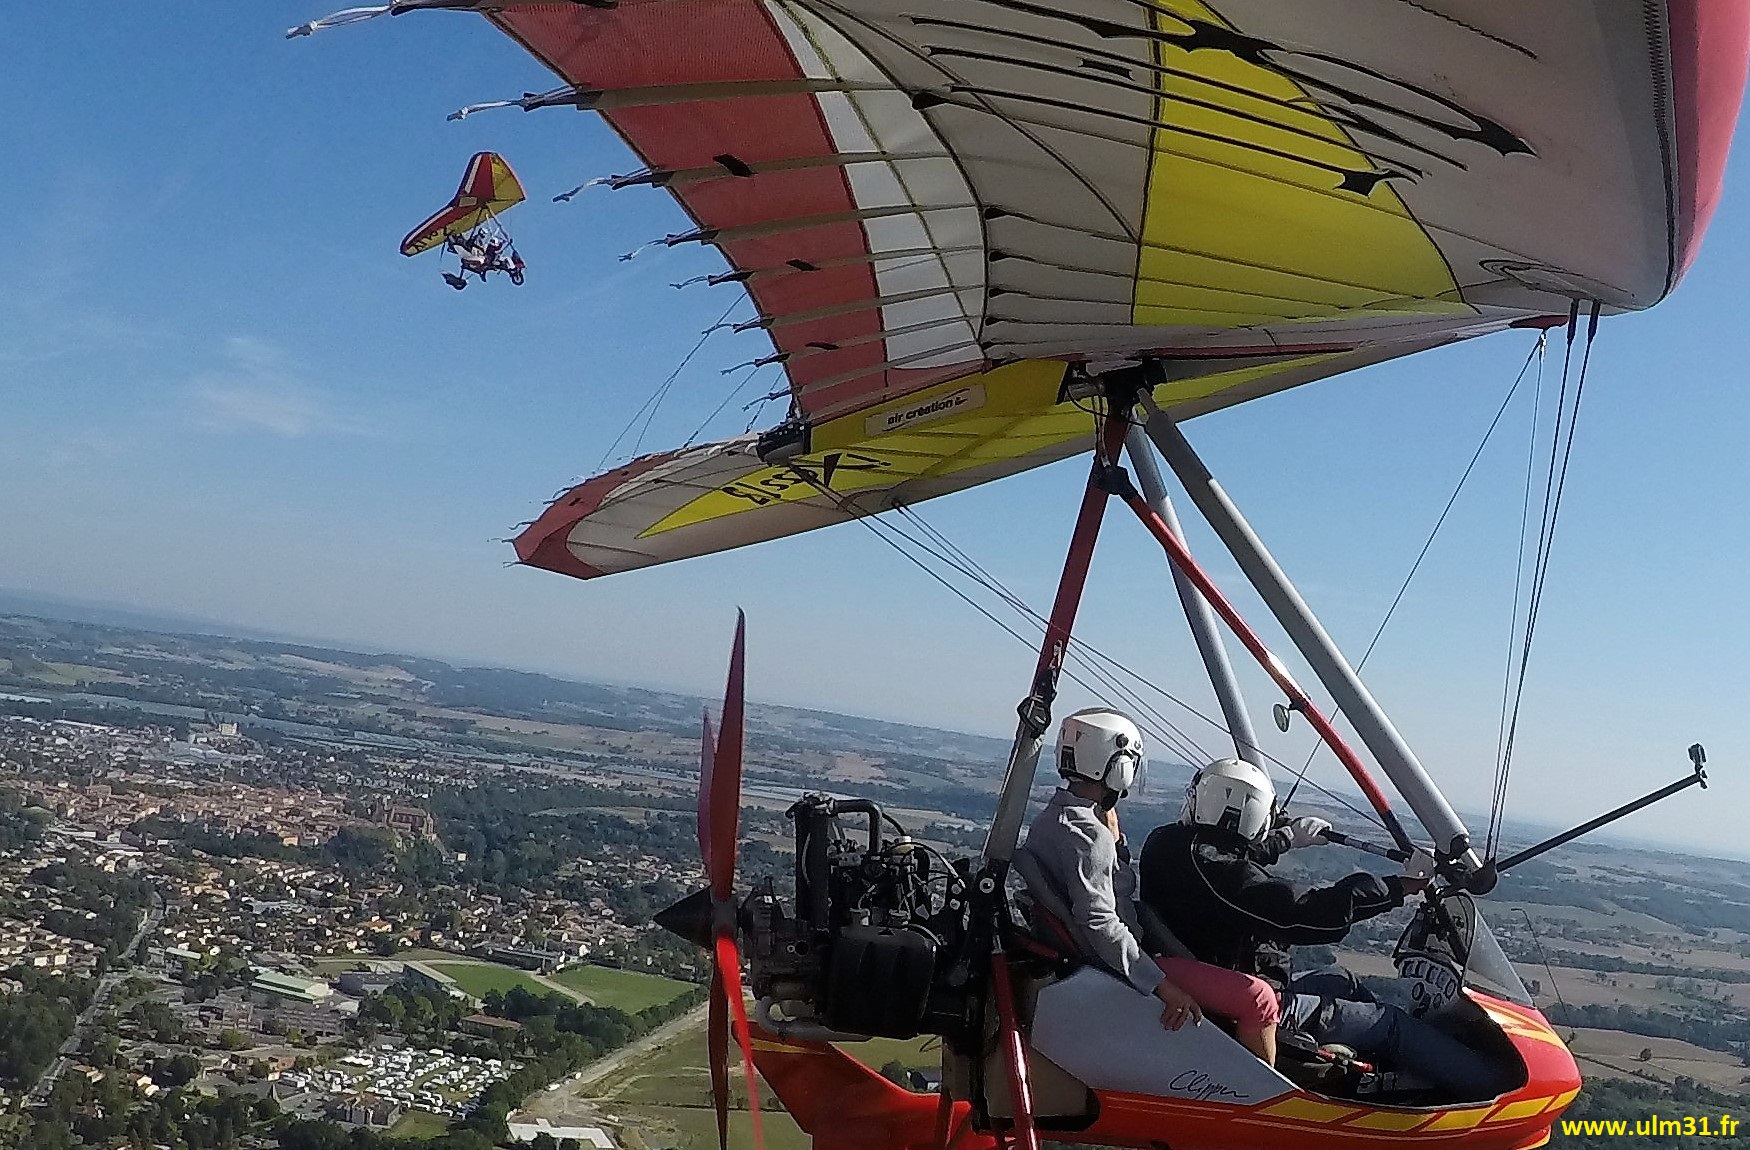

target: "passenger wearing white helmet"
[1138,758,1510,1100]
[1022,710,1280,1063]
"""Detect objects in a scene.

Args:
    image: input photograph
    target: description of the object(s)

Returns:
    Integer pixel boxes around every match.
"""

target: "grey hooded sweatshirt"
[1022,788,1164,996]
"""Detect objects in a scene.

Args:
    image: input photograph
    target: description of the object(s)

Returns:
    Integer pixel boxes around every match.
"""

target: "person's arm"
[1190,848,1404,946]
[1064,822,1168,996]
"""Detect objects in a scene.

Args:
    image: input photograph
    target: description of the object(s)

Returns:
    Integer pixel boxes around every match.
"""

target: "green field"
[597,1019,763,1109]
[844,1035,942,1073]
[616,1103,812,1150]
[551,965,694,1012]
[387,1109,450,1140]
[426,962,551,999]
[310,947,458,975]
[591,1016,938,1150]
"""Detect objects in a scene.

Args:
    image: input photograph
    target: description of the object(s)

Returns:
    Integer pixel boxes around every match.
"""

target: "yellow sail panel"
[641,355,1343,540]
[517,338,1472,581]
[642,362,1070,537]
[1135,1,1460,329]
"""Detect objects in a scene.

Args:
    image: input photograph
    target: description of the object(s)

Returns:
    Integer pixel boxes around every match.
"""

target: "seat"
[1135,898,1195,960]
[1008,845,1085,962]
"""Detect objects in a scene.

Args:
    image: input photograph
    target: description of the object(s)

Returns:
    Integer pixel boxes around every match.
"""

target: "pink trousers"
[1156,956,1279,1030]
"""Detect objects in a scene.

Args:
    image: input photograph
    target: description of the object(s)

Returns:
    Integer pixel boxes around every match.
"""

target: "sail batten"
[479,0,1746,580]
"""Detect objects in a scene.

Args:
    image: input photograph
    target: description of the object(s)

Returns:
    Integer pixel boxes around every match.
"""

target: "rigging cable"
[794,459,1388,830]
[888,508,1211,766]
[891,504,1221,767]
[1518,907,1575,1037]
[683,362,774,447]
[1280,334,1547,809]
[777,430,1217,769]
[885,497,1215,765]
[1488,301,1602,857]
[885,492,1389,828]
[1490,337,1552,854]
[595,294,749,471]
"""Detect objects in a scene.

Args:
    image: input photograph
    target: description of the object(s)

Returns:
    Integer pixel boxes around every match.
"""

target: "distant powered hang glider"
[401,151,526,289]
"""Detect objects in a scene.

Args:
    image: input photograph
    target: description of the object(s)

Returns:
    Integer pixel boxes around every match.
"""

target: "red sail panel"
[1669,0,1750,278]
[493,2,906,409]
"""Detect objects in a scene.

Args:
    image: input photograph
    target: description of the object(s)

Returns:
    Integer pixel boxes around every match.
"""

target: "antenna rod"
[1494,745,1708,875]
[1123,425,1262,766]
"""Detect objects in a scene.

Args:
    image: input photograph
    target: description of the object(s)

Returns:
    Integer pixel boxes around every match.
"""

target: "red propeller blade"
[708,610,746,904]
[698,709,717,885]
[708,959,730,1150]
[715,931,765,1149]
[699,614,759,1150]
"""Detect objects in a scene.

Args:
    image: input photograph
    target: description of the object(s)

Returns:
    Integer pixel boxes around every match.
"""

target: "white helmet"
[1057,708,1146,796]
[1184,757,1277,841]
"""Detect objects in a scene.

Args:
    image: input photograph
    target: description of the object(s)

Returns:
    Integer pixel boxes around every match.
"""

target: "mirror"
[1272,702,1292,733]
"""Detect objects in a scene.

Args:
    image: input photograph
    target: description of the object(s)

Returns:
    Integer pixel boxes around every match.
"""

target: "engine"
[743,794,972,1039]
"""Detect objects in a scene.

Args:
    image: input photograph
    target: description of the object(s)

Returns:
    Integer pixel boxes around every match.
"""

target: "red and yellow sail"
[465,0,1749,579]
[400,150,525,257]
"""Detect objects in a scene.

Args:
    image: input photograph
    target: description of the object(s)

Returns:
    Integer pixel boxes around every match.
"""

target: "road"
[575,1002,707,1090]
[25,892,165,1108]
[513,1001,709,1128]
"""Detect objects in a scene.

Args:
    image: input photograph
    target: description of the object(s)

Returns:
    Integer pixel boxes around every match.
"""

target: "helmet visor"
[1112,750,1146,796]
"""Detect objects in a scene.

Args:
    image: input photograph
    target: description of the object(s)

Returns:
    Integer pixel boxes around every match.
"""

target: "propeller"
[654,611,763,1150]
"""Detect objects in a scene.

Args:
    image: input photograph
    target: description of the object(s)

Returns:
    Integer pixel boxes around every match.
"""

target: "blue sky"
[3,7,1747,854]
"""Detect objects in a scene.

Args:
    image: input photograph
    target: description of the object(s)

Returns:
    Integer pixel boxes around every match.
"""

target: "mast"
[1141,397,1477,864]
[981,412,1128,865]
[1123,425,1262,766]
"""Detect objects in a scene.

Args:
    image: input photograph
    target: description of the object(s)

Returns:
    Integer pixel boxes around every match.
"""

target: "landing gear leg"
[990,949,1039,1150]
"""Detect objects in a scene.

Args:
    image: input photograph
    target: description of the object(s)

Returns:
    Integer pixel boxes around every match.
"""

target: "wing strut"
[1138,394,1468,861]
[971,399,1130,1150]
[1105,440,1417,854]
[980,407,1130,866]
[1123,424,1263,766]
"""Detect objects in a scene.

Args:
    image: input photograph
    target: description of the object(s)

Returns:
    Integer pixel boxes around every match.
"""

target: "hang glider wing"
[516,340,1453,579]
[477,0,1747,579]
[400,151,526,256]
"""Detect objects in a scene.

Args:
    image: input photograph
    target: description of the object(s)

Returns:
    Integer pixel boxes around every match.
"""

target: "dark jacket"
[1138,821,1408,988]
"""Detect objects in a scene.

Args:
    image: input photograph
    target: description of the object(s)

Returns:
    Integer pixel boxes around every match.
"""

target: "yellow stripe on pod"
[1256,1096,1364,1123]
[1487,1097,1555,1124]
[1421,1107,1492,1132]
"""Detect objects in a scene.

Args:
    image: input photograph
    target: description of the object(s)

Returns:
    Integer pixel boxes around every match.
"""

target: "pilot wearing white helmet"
[1022,710,1280,1061]
[1138,757,1510,1100]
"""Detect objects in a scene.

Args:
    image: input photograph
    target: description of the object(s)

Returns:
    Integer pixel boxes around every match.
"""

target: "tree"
[154,1052,202,1087]
[1639,1047,1654,1062]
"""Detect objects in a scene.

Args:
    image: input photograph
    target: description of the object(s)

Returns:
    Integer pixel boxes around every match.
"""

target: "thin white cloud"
[186,337,377,439]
